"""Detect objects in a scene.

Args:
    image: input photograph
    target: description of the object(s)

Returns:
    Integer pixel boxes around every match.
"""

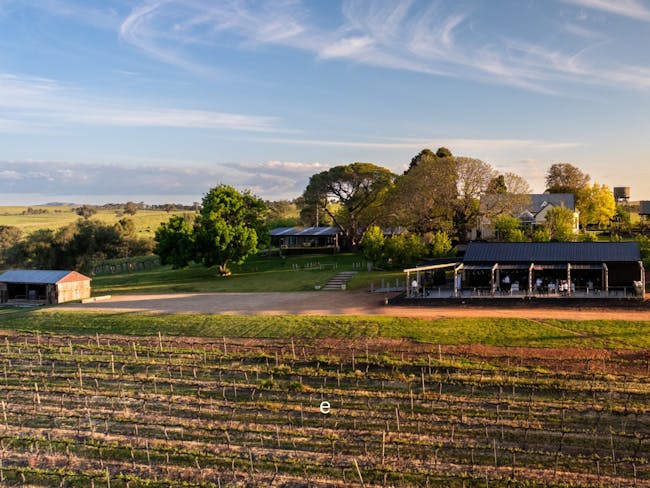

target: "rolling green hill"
[0,205,190,238]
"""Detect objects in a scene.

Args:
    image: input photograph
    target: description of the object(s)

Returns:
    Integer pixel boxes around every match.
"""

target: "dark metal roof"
[480,193,575,214]
[464,242,641,263]
[528,194,575,213]
[0,269,90,284]
[269,226,340,237]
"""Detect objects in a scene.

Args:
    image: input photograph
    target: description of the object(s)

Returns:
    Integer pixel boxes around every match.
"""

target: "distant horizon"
[1,189,648,209]
[0,193,204,207]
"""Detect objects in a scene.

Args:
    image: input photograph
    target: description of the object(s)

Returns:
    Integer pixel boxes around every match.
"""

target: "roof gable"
[480,193,576,214]
[529,194,575,213]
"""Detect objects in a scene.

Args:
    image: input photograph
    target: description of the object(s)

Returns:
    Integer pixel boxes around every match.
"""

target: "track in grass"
[0,332,647,487]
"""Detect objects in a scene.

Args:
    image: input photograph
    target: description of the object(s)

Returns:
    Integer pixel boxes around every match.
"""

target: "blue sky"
[1,0,649,204]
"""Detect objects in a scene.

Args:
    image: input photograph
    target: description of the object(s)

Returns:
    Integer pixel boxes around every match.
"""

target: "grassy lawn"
[0,205,188,238]
[92,253,404,294]
[547,319,650,348]
[2,310,648,348]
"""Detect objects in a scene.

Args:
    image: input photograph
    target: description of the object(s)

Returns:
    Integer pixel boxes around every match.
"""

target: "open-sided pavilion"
[404,242,645,299]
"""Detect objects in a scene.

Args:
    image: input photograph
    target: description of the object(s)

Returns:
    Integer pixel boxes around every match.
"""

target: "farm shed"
[0,270,91,305]
[461,242,644,298]
[269,226,340,250]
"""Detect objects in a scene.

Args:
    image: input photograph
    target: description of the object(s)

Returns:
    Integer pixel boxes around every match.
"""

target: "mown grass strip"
[546,319,650,349]
[1,310,648,348]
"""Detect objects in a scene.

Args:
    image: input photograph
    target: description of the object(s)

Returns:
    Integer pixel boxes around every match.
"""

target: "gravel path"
[60,291,650,320]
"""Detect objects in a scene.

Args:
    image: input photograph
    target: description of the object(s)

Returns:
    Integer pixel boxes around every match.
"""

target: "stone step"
[321,271,357,291]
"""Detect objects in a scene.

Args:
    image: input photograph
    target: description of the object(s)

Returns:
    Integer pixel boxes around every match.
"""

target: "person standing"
[411,279,419,297]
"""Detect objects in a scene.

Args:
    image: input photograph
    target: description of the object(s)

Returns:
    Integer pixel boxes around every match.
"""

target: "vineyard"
[0,331,647,487]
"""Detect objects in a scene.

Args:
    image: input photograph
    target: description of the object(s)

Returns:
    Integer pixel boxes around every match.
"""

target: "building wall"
[56,280,91,304]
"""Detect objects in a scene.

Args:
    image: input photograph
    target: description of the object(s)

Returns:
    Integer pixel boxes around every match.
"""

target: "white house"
[472,193,580,240]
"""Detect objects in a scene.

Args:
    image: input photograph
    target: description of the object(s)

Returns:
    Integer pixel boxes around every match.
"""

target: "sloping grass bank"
[91,254,404,294]
[1,310,648,349]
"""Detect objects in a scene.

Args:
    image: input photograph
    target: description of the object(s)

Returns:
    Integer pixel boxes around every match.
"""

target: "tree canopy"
[4,220,152,272]
[388,152,457,235]
[154,184,267,275]
[544,206,576,241]
[545,163,590,194]
[75,205,97,220]
[405,147,453,173]
[577,183,616,229]
[154,215,195,269]
[454,157,497,238]
[302,163,395,248]
[194,185,267,275]
[124,201,139,215]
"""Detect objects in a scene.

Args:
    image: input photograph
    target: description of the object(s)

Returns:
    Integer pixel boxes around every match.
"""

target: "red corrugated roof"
[56,271,91,284]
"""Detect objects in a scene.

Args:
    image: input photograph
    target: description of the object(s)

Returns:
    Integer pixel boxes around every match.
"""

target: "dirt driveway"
[61,291,650,321]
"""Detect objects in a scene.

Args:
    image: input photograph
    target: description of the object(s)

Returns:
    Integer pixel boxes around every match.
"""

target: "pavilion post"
[603,263,609,296]
[453,266,458,297]
[453,264,463,298]
[567,263,571,295]
[406,271,411,297]
[491,264,498,296]
[639,261,645,298]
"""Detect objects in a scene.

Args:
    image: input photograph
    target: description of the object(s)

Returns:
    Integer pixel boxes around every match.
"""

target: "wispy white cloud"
[118,2,217,76]
[248,136,582,152]
[115,0,650,93]
[0,0,121,29]
[494,159,550,193]
[561,0,650,20]
[319,36,373,59]
[249,160,329,174]
[0,73,281,132]
[562,22,603,39]
[0,159,318,200]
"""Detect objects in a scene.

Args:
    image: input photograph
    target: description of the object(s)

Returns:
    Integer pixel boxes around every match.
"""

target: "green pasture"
[91,253,404,294]
[0,205,188,237]
[1,310,648,349]
[547,319,650,348]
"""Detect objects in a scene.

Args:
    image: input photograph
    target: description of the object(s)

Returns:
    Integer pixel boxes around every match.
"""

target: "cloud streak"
[248,136,582,152]
[0,73,280,132]
[0,159,322,201]
[561,0,650,20]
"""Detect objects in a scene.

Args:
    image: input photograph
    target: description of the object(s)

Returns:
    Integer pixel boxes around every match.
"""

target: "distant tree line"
[84,201,201,211]
[0,219,153,273]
